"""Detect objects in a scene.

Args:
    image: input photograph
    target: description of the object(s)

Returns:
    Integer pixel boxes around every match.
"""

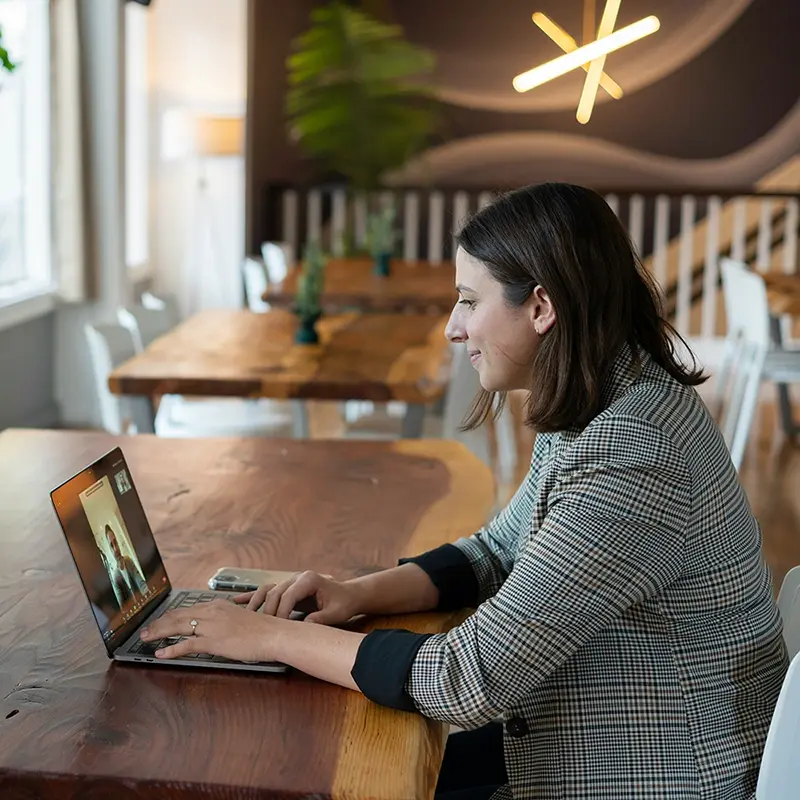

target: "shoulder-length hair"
[457,183,706,433]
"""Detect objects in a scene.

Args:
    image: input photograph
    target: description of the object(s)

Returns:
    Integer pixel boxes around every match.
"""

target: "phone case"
[208,567,325,615]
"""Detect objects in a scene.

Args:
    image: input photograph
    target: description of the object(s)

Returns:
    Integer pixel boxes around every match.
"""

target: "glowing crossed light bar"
[513,6,660,124]
[531,13,623,99]
[576,0,622,122]
[513,15,660,93]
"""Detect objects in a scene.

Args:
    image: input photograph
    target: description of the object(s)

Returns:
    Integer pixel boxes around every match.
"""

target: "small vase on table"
[293,241,327,345]
[295,312,321,344]
[366,207,397,278]
[373,251,391,277]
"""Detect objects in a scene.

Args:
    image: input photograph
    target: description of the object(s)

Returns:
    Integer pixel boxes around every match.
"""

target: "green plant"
[0,25,17,74]
[365,206,397,257]
[286,2,437,191]
[294,241,327,320]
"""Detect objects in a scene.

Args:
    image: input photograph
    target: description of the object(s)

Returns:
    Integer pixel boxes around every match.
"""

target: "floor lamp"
[189,114,243,313]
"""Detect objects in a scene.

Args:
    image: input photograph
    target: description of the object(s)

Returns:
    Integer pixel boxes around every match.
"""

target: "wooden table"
[0,429,494,800]
[109,309,452,438]
[262,258,457,314]
[759,272,800,435]
[764,272,800,317]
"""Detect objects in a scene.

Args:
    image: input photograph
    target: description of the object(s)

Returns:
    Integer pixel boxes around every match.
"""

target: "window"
[0,0,51,300]
[125,1,149,271]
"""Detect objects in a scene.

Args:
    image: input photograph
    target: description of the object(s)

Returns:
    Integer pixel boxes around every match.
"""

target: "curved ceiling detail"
[384,99,800,189]
[398,0,754,113]
[412,0,800,161]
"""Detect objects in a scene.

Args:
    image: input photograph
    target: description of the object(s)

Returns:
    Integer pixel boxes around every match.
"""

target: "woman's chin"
[478,373,499,392]
[478,371,519,393]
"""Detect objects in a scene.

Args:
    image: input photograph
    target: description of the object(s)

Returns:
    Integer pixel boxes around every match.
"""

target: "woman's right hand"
[232,571,363,626]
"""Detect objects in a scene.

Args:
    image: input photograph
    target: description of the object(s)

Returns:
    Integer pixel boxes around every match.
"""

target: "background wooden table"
[262,258,457,314]
[109,309,452,438]
[764,272,800,317]
[760,272,800,435]
[0,429,494,800]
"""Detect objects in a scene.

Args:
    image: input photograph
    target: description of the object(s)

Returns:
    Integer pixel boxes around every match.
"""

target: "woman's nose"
[445,309,466,343]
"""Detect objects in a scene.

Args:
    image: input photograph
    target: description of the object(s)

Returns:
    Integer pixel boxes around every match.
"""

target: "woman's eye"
[458,299,475,308]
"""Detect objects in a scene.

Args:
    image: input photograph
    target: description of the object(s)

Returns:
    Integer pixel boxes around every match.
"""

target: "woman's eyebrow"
[456,284,476,294]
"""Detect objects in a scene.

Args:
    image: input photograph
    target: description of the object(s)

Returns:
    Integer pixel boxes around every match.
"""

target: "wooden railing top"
[263,182,800,200]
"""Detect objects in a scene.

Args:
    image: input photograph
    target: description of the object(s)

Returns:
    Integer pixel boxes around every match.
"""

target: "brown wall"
[245,0,316,250]
[245,0,800,249]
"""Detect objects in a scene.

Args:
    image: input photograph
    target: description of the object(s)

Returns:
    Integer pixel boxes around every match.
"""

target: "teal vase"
[373,252,391,277]
[294,313,321,344]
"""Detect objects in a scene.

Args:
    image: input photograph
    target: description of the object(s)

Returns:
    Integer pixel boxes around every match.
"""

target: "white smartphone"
[207,567,302,593]
[208,567,329,615]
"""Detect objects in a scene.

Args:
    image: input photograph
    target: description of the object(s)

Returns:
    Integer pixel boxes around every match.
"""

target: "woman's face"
[107,529,122,561]
[445,247,555,392]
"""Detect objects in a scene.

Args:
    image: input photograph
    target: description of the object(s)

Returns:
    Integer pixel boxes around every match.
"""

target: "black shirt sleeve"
[399,543,479,611]
[351,545,480,710]
[351,629,433,711]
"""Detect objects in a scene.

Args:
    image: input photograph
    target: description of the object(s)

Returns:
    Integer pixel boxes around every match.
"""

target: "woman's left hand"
[139,599,284,663]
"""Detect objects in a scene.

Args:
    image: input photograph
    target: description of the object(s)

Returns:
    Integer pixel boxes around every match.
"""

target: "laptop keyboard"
[128,591,228,660]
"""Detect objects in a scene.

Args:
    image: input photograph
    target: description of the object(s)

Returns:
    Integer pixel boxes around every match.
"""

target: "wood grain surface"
[108,309,451,404]
[763,272,800,317]
[263,258,457,314]
[0,429,494,800]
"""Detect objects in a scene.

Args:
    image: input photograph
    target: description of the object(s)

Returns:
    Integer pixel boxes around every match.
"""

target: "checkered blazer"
[406,347,788,799]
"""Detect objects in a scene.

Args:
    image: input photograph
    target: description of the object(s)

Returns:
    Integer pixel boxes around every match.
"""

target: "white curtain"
[51,0,89,301]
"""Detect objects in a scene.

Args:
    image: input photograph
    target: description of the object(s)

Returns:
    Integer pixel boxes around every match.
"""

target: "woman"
[141,183,787,800]
[103,523,147,608]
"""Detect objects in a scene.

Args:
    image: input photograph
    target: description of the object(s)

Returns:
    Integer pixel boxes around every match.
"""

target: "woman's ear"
[529,285,556,335]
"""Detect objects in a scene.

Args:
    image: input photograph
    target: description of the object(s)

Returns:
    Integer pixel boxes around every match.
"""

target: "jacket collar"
[555,341,647,441]
[600,341,647,408]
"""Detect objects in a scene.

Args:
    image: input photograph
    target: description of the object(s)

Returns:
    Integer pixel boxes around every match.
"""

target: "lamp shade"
[193,115,243,157]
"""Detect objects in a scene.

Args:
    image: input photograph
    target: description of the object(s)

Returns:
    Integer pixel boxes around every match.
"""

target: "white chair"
[778,566,800,660]
[260,241,292,283]
[344,345,516,481]
[436,344,493,466]
[437,347,516,484]
[242,258,271,313]
[756,652,800,799]
[117,306,174,352]
[85,323,156,435]
[85,322,298,439]
[716,260,800,470]
[140,291,181,328]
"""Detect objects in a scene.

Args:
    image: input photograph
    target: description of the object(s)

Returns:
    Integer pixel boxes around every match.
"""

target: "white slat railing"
[262,185,800,361]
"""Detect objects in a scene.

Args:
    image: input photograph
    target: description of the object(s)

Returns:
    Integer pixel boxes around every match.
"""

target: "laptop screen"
[51,447,171,654]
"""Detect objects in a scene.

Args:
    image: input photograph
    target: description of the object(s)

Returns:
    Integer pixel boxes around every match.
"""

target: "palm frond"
[286,2,438,190]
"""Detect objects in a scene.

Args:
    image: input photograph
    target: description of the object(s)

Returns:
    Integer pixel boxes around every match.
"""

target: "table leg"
[431,394,446,418]
[401,404,425,439]
[125,396,156,435]
[292,401,310,438]
[769,315,797,437]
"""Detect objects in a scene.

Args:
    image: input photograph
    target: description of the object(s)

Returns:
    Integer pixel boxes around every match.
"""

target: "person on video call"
[140,183,788,800]
[103,524,147,608]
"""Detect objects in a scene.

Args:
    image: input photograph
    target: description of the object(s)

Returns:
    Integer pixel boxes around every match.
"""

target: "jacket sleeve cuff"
[399,543,479,610]
[351,629,433,711]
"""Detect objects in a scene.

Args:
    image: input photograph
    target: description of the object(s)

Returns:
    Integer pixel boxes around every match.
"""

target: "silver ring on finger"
[189,618,198,636]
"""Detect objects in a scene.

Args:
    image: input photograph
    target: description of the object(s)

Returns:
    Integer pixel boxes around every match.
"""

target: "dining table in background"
[757,271,800,436]
[262,257,457,314]
[108,308,452,438]
[0,428,495,799]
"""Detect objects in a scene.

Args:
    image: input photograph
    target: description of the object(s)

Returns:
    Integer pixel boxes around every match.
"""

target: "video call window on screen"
[115,468,133,495]
[79,474,149,615]
[52,448,170,646]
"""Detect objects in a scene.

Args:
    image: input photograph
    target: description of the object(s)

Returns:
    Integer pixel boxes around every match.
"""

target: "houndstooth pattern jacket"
[403,347,788,800]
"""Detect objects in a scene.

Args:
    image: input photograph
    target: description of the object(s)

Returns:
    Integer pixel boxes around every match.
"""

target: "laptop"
[50,446,287,673]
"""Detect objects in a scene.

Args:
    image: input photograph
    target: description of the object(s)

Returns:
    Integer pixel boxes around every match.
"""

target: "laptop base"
[114,587,289,673]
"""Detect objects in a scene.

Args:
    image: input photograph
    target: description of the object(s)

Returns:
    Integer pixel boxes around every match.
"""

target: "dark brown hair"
[457,182,706,433]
